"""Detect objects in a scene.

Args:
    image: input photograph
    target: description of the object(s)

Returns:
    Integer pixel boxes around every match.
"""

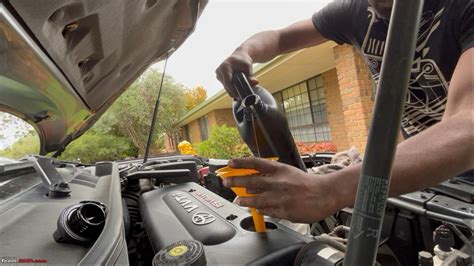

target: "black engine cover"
[139,182,311,265]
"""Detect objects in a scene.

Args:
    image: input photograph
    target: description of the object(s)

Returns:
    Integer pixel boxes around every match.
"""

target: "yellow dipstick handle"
[250,208,266,232]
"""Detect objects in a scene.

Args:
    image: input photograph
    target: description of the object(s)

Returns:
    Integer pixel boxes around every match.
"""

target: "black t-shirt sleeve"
[458,1,473,52]
[312,0,364,45]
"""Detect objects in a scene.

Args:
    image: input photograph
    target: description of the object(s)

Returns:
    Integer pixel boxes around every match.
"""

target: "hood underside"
[0,0,206,154]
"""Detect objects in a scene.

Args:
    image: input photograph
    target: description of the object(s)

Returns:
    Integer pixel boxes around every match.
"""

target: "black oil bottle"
[232,73,306,171]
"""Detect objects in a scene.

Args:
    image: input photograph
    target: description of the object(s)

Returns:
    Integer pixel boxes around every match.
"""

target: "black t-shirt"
[313,0,473,137]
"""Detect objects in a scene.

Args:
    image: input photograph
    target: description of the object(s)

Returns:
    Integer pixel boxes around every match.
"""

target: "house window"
[198,116,209,140]
[273,75,331,142]
[308,76,331,141]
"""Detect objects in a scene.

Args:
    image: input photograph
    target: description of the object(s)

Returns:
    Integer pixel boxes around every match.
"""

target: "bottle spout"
[233,72,255,99]
[242,94,261,108]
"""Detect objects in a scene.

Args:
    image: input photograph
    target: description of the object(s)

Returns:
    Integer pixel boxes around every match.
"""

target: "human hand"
[223,157,342,223]
[215,48,259,99]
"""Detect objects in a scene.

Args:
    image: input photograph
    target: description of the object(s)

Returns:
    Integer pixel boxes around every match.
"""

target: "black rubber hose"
[329,225,350,239]
[314,234,347,252]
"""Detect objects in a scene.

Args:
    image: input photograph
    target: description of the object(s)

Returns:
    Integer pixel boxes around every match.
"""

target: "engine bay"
[0,154,471,265]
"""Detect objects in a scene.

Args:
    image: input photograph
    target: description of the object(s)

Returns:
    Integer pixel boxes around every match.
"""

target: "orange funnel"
[216,167,266,232]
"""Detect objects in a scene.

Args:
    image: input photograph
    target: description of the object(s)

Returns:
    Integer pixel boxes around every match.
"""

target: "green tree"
[196,125,252,159]
[0,130,40,159]
[59,131,138,164]
[99,69,187,155]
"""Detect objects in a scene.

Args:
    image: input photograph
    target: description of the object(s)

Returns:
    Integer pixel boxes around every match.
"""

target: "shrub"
[196,125,252,159]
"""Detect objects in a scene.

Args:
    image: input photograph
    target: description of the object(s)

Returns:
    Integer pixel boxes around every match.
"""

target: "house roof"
[175,41,337,127]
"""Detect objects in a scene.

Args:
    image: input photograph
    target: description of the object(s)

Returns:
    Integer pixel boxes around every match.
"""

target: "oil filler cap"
[153,240,206,266]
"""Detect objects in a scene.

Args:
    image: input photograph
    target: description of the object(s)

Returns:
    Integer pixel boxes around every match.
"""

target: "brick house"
[168,42,380,153]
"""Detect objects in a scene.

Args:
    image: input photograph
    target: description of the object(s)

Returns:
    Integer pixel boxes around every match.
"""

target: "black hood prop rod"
[143,56,170,164]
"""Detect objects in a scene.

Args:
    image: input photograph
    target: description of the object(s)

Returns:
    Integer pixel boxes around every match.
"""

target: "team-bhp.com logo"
[1,257,48,264]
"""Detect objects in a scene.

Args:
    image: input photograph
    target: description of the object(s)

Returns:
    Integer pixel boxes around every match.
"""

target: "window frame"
[273,75,331,142]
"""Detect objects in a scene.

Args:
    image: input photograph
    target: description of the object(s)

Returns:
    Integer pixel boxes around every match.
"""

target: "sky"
[154,0,331,97]
[0,112,34,150]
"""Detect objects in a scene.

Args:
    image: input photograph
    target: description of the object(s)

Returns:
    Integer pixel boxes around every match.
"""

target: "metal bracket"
[23,155,66,188]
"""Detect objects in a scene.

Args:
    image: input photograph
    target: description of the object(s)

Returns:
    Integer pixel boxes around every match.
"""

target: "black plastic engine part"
[431,178,474,203]
[152,240,206,266]
[126,161,200,185]
[205,161,236,201]
[153,161,200,183]
[127,170,191,180]
[48,181,71,198]
[122,199,131,237]
[433,225,455,252]
[53,201,106,246]
[204,172,236,202]
[139,182,311,264]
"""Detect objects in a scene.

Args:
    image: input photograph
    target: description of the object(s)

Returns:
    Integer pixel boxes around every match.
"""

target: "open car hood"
[0,0,207,155]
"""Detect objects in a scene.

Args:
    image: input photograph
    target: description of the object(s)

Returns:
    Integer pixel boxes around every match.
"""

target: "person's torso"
[351,0,463,137]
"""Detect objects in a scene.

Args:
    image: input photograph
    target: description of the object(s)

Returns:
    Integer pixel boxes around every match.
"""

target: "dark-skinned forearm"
[236,20,327,64]
[236,30,283,63]
[327,110,474,210]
